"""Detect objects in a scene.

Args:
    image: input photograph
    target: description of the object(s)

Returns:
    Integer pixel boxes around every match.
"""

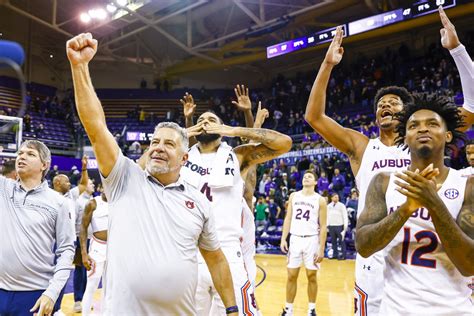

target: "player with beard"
[356,96,473,314]
[181,88,292,315]
[305,26,413,315]
[460,138,474,178]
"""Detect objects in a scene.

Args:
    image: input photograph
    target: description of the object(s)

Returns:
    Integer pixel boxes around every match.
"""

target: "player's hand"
[186,120,206,138]
[30,294,54,316]
[180,92,196,118]
[280,240,289,253]
[81,155,88,170]
[324,26,344,66]
[254,101,269,128]
[394,167,441,211]
[439,6,461,50]
[232,84,252,112]
[82,253,95,271]
[66,33,98,66]
[314,250,324,264]
[203,122,235,137]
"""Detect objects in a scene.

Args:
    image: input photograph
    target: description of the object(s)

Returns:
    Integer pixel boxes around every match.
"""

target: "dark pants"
[328,225,346,259]
[73,238,88,302]
[0,289,59,316]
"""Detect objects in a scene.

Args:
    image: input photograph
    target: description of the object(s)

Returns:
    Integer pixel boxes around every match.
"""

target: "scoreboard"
[266,0,456,59]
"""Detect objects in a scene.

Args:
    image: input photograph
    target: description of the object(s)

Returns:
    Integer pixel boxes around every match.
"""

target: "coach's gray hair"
[154,122,189,152]
[19,139,51,180]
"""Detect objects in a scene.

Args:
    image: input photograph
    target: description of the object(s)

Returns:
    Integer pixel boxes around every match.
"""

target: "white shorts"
[243,253,257,289]
[88,235,107,263]
[354,252,384,316]
[196,248,257,316]
[287,235,320,270]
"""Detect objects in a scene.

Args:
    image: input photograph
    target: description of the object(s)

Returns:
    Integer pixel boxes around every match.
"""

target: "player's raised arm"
[232,84,254,128]
[439,6,474,129]
[304,26,368,164]
[67,33,119,177]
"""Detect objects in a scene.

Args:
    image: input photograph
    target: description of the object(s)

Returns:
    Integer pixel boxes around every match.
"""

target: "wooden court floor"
[60,254,355,315]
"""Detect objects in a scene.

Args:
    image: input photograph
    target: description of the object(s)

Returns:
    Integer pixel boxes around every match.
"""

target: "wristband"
[226,305,239,314]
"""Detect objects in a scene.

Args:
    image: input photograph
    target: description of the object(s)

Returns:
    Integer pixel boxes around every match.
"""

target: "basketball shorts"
[196,248,257,316]
[89,235,107,263]
[287,235,320,270]
[354,252,384,316]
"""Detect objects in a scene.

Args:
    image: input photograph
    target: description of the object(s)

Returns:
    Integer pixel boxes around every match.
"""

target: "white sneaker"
[73,301,82,313]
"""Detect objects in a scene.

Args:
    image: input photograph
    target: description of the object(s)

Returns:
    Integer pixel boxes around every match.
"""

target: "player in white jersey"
[181,87,292,315]
[305,25,414,315]
[356,96,474,315]
[280,171,328,316]
[80,191,108,316]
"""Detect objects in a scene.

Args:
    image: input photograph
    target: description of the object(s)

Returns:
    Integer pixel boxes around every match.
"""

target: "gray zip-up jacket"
[0,176,75,303]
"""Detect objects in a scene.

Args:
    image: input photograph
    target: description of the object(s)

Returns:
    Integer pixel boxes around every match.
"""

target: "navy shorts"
[0,289,59,316]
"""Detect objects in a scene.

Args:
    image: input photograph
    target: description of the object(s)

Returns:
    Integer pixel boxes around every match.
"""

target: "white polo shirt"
[101,152,220,315]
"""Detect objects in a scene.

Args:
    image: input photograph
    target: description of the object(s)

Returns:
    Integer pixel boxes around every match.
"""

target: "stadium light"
[80,12,91,23]
[95,8,108,20]
[106,4,117,13]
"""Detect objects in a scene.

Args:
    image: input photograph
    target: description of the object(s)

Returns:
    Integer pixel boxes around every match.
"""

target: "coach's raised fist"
[66,33,98,65]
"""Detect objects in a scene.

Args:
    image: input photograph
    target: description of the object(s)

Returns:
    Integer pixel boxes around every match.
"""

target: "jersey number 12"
[401,227,438,268]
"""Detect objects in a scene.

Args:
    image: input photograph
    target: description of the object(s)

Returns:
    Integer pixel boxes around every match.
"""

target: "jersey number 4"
[401,227,438,269]
[201,182,213,202]
[295,209,310,221]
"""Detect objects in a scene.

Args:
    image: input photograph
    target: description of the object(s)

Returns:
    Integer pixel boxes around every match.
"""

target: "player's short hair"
[19,140,51,180]
[1,159,15,176]
[200,110,224,124]
[394,94,466,153]
[373,86,413,113]
[304,170,316,179]
[466,138,474,146]
[154,122,189,152]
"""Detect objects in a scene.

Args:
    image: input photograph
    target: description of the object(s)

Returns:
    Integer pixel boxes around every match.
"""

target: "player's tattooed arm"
[431,177,474,276]
[356,173,412,257]
[232,128,292,171]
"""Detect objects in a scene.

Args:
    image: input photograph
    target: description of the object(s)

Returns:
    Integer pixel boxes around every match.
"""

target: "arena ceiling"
[0,0,473,79]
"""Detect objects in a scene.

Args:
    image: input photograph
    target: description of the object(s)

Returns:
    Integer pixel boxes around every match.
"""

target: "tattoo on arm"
[356,173,411,257]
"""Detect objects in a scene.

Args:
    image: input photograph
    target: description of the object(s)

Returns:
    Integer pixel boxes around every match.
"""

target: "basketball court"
[59,255,355,315]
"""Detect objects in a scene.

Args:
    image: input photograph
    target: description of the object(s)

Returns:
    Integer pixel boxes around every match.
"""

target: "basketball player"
[80,190,108,315]
[0,140,75,316]
[1,159,16,179]
[356,96,473,314]
[305,26,413,315]
[182,93,292,314]
[67,33,238,315]
[439,7,474,129]
[461,138,474,177]
[52,155,90,312]
[280,170,328,316]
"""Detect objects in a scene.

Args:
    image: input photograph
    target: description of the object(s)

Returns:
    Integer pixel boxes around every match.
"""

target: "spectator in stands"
[36,123,45,138]
[47,165,59,182]
[267,198,281,225]
[1,159,17,179]
[255,197,269,228]
[345,189,359,230]
[129,141,142,154]
[24,113,32,132]
[327,193,348,260]
[140,78,147,89]
[330,168,346,199]
[317,171,329,194]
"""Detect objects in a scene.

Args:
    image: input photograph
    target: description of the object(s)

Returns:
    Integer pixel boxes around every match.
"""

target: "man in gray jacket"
[0,140,75,316]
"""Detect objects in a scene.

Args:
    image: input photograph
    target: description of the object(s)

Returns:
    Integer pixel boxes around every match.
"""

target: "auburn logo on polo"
[185,200,195,209]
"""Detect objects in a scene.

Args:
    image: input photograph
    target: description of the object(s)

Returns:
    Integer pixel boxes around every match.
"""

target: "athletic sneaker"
[281,307,292,316]
[308,309,317,316]
[73,301,82,313]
